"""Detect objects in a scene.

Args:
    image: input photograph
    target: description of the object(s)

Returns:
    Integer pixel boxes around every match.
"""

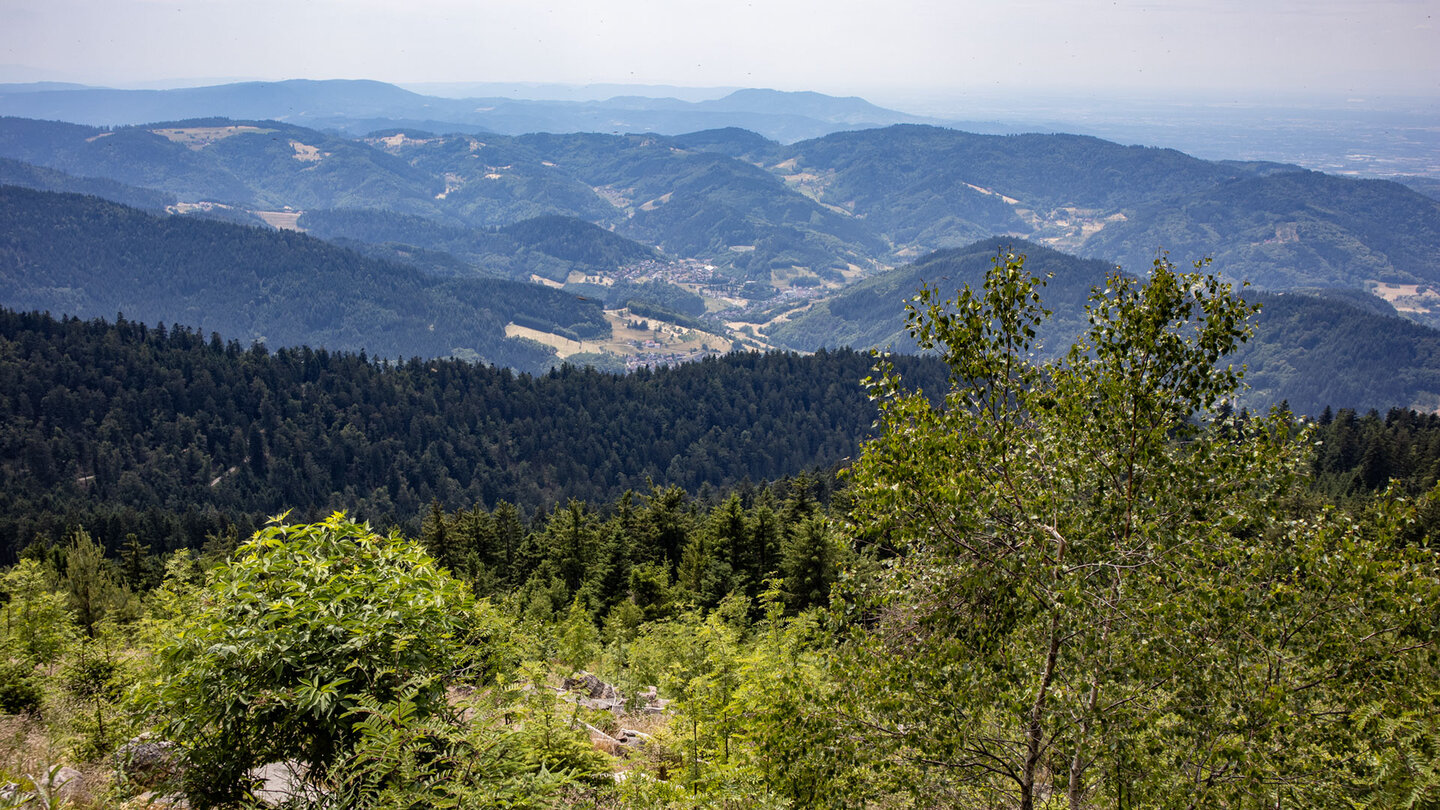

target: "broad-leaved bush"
[142,513,474,806]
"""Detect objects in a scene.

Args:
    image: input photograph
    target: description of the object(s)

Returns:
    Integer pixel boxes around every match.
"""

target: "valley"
[1,84,1439,400]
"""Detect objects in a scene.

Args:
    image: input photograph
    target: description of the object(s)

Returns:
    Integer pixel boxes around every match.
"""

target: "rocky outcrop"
[563,672,618,701]
[635,685,669,714]
[249,760,314,807]
[115,733,179,785]
[561,672,669,715]
[1,766,86,807]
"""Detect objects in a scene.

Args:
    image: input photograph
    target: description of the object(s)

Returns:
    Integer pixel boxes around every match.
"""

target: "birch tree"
[836,252,1439,808]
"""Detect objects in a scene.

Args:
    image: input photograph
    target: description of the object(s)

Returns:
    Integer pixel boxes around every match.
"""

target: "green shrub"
[0,654,43,715]
[141,513,475,806]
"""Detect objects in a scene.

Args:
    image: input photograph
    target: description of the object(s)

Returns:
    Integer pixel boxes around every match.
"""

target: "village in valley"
[514,253,842,369]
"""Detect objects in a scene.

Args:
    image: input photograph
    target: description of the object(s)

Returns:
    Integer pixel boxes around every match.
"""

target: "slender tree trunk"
[1069,594,1116,809]
[1068,678,1101,809]
[1022,609,1063,810]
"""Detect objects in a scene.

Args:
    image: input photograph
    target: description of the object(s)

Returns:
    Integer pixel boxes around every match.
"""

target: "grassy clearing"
[254,211,303,231]
[150,126,273,150]
[1370,280,1440,314]
[506,310,734,361]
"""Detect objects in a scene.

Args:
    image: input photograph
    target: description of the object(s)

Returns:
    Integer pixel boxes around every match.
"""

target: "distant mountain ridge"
[0,79,934,142]
[2,108,1438,337]
[0,118,886,279]
[3,182,1436,413]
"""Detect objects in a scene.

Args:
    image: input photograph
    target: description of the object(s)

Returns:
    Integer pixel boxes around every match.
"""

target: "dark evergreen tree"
[780,515,839,612]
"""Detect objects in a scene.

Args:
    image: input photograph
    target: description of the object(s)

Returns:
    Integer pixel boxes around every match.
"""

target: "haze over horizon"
[3,0,1437,104]
[2,0,1439,178]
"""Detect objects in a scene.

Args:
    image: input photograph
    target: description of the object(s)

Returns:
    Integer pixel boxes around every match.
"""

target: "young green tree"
[62,527,132,636]
[118,533,155,592]
[0,558,73,717]
[540,499,601,598]
[834,252,1439,808]
[0,558,75,664]
[491,500,526,585]
[58,621,133,760]
[420,498,459,574]
[557,597,601,673]
[626,604,746,790]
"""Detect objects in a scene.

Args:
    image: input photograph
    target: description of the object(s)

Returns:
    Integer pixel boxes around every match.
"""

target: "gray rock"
[639,685,666,706]
[562,671,618,700]
[579,696,625,713]
[115,733,179,783]
[248,760,314,807]
[52,767,84,802]
[2,766,86,807]
[616,728,653,749]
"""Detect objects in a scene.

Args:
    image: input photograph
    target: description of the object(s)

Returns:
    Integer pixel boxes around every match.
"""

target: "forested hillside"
[770,238,1440,413]
[0,185,605,369]
[772,125,1252,247]
[0,307,947,560]
[6,297,1440,565]
[8,116,1434,306]
[0,116,436,210]
[0,156,175,211]
[298,208,658,281]
[768,238,1107,352]
[514,131,888,278]
[7,177,1440,416]
[1082,170,1440,290]
[1311,405,1440,497]
[1236,291,1440,411]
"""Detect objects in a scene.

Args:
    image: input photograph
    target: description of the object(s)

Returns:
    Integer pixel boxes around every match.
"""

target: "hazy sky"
[3,0,1437,100]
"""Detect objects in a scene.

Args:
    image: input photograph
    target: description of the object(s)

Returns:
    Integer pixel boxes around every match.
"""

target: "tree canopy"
[828,252,1440,807]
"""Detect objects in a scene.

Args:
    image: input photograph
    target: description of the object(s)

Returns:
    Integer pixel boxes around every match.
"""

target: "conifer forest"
[1,252,1437,808]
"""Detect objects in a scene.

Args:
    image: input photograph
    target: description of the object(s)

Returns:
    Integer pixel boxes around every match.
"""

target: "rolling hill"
[0,118,892,278]
[3,109,1440,367]
[4,176,1438,413]
[0,155,175,211]
[767,239,1440,414]
[0,185,607,370]
[297,208,658,281]
[766,239,1109,353]
[3,115,1438,308]
[1081,170,1440,292]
